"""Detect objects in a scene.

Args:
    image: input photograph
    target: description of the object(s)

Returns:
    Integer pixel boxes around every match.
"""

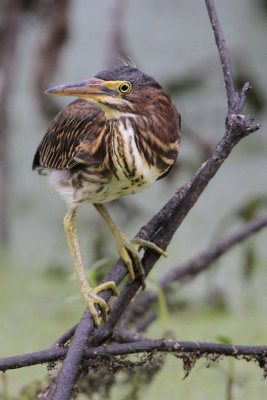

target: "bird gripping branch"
[33,65,181,327]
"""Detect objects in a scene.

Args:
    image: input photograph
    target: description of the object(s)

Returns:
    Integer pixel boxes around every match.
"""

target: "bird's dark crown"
[95,66,162,89]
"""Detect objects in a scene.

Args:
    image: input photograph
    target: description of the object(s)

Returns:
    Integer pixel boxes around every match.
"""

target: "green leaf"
[217,335,232,345]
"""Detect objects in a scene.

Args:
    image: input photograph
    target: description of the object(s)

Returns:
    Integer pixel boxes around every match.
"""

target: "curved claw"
[123,242,146,288]
[117,238,167,290]
[81,281,119,328]
[131,238,168,258]
[93,204,167,291]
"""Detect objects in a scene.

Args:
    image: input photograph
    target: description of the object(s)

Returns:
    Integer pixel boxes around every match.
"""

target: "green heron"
[33,65,181,327]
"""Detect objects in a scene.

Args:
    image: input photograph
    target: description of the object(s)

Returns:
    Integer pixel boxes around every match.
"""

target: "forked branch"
[1,1,263,399]
[52,1,261,398]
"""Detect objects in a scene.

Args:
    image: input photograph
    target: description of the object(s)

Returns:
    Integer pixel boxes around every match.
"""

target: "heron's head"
[45,66,170,118]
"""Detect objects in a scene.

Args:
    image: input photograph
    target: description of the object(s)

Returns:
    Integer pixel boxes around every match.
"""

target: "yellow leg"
[63,207,119,328]
[93,204,167,289]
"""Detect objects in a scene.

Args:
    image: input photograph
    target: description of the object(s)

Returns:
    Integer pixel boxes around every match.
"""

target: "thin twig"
[136,313,157,333]
[205,0,236,110]
[123,214,267,326]
[112,328,147,343]
[161,214,267,286]
[239,82,251,111]
[51,324,77,349]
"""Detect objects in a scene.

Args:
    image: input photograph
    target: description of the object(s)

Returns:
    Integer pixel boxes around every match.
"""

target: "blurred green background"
[0,0,266,398]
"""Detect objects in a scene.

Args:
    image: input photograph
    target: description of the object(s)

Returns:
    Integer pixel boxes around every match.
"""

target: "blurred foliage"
[205,290,229,313]
[19,376,50,400]
[164,74,204,97]
[212,195,267,282]
[242,245,257,280]
[86,258,115,288]
[217,335,233,345]
[43,263,66,280]
[257,0,267,14]
[1,375,50,400]
[149,272,169,334]
[236,196,267,221]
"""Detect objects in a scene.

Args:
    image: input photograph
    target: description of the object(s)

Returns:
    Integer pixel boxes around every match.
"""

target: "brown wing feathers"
[32,99,105,171]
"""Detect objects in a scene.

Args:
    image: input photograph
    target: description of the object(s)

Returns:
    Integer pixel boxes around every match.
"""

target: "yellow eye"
[119,81,132,94]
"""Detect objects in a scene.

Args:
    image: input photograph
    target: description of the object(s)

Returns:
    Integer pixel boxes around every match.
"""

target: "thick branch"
[51,2,261,398]
[1,339,266,372]
[55,113,259,399]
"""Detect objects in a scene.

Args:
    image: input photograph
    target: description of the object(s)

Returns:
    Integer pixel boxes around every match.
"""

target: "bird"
[32,64,181,327]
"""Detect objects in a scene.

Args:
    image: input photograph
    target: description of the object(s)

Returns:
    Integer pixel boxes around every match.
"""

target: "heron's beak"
[45,78,122,100]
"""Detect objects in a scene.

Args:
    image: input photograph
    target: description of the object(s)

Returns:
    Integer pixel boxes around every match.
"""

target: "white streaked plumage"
[47,118,160,206]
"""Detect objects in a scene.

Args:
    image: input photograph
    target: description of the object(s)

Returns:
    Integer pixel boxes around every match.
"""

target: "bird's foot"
[115,234,167,289]
[81,281,119,328]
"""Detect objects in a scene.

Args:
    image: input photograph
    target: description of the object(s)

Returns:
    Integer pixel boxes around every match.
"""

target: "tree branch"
[51,324,77,349]
[205,0,236,110]
[1,339,266,373]
[124,214,267,325]
[161,214,267,286]
[53,1,261,397]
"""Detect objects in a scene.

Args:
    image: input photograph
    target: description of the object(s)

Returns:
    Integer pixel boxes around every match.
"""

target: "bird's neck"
[104,109,136,120]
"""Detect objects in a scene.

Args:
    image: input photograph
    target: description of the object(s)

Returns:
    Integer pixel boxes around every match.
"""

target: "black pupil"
[121,84,129,92]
